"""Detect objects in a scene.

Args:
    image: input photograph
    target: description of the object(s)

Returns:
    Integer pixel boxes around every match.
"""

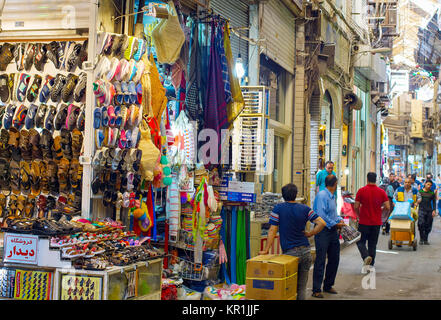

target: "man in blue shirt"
[312,174,346,298]
[316,161,336,193]
[261,183,326,300]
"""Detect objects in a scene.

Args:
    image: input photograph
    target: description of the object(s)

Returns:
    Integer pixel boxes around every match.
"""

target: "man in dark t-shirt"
[418,180,437,245]
[260,183,326,300]
[355,172,390,267]
[389,173,400,191]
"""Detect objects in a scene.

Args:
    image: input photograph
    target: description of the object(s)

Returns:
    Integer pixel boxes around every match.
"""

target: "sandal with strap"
[30,159,41,196]
[0,43,16,71]
[47,160,59,195]
[60,129,72,160]
[10,161,21,195]
[19,160,32,194]
[0,193,7,219]
[24,195,36,218]
[0,159,10,191]
[8,126,20,158]
[37,194,47,218]
[71,128,83,159]
[19,129,32,161]
[8,194,18,216]
[58,158,70,194]
[39,160,49,194]
[52,135,63,163]
[69,159,82,190]
[16,195,27,218]
[29,128,42,160]
[0,128,10,159]
[40,128,54,160]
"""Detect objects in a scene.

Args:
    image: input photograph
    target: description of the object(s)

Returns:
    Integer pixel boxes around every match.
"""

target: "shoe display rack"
[90,32,147,220]
[0,39,89,222]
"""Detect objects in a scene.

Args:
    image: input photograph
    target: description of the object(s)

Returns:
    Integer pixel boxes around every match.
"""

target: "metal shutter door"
[210,0,249,65]
[0,0,90,31]
[330,128,340,167]
[260,0,295,74]
[310,120,320,202]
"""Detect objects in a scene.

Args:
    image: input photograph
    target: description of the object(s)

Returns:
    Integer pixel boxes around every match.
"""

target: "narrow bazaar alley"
[306,217,441,300]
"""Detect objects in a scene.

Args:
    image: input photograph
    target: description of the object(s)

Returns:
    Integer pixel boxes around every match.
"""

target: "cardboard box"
[245,254,298,300]
[390,219,412,231]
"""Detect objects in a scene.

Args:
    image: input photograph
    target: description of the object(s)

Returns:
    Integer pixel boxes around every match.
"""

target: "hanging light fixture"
[235,32,245,80]
[235,53,245,80]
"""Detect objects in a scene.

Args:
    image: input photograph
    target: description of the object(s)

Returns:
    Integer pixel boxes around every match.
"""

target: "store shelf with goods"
[53,258,163,300]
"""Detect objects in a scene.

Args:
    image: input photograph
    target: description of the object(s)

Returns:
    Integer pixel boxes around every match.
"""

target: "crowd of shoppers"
[260,160,440,300]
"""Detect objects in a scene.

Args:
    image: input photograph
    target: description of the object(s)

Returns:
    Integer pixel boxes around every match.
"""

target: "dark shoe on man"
[324,288,338,294]
[424,241,430,245]
[419,239,424,245]
[312,292,324,298]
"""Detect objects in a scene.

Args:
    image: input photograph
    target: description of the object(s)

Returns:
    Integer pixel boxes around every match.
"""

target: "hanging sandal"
[39,161,49,194]
[30,159,42,196]
[16,195,27,218]
[0,159,10,190]
[69,159,81,190]
[19,160,32,194]
[47,160,60,195]
[40,129,54,160]
[24,195,36,218]
[57,158,71,194]
[10,160,21,195]
[71,129,83,159]
[29,128,42,160]
[19,129,32,161]
[52,136,63,163]
[0,193,7,219]
[60,129,73,160]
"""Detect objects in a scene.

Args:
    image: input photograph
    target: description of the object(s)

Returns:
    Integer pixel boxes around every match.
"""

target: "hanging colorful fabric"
[148,53,168,125]
[146,185,155,238]
[204,22,228,160]
[224,22,245,125]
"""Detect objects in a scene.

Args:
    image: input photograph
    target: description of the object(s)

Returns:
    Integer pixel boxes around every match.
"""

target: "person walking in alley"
[418,180,437,245]
[409,173,423,190]
[260,183,326,300]
[394,177,421,247]
[394,178,421,204]
[389,173,400,191]
[316,161,336,193]
[380,177,394,235]
[354,173,390,267]
[312,175,346,298]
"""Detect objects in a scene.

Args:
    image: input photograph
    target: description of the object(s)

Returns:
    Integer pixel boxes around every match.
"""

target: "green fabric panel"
[236,207,247,285]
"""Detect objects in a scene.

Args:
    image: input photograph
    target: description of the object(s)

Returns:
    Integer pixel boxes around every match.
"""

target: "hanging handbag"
[151,1,185,65]
[138,119,161,182]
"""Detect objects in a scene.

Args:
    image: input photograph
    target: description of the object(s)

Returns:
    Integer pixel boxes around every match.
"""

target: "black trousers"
[312,227,340,293]
[356,224,381,266]
[418,209,434,242]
